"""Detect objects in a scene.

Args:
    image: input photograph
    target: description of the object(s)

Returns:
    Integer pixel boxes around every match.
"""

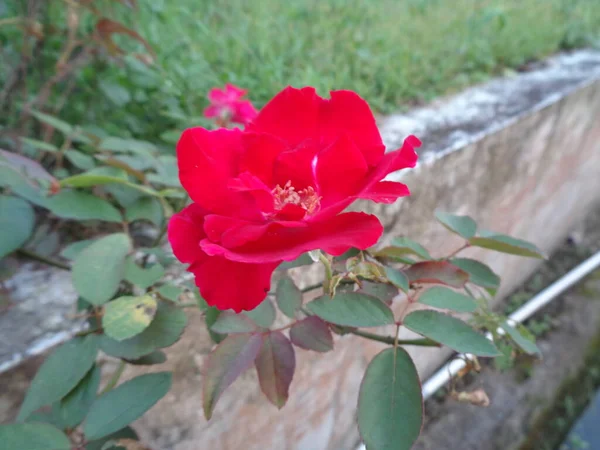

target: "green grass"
[130,0,600,115]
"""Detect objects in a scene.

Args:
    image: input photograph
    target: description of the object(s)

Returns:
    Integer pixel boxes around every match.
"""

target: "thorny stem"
[101,360,126,394]
[17,248,70,270]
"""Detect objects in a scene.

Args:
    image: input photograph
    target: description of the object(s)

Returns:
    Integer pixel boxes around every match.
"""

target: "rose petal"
[232,100,258,125]
[249,86,321,147]
[167,203,208,264]
[358,135,420,194]
[240,133,288,186]
[200,212,383,263]
[318,90,385,166]
[177,127,261,220]
[272,141,319,191]
[204,215,270,248]
[316,134,368,206]
[228,172,274,213]
[207,87,229,103]
[203,105,221,119]
[225,84,247,98]
[190,258,279,312]
[359,181,410,203]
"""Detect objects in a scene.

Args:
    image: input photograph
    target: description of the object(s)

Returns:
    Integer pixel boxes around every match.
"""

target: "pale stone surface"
[1,50,600,450]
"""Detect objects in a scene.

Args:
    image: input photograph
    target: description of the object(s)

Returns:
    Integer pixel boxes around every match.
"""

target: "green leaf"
[46,191,122,222]
[203,333,265,420]
[384,266,409,292]
[255,332,296,409]
[450,258,500,289]
[279,253,314,269]
[30,110,73,135]
[244,299,276,328]
[25,410,66,429]
[59,172,159,197]
[124,257,165,289]
[60,239,94,260]
[0,423,71,450]
[58,365,101,428]
[469,234,544,258]
[98,80,131,107]
[205,307,225,344]
[435,211,477,239]
[125,350,167,365]
[65,150,96,170]
[157,283,183,302]
[0,196,35,259]
[275,276,302,319]
[376,237,432,260]
[84,372,172,440]
[98,137,156,155]
[85,427,138,450]
[99,302,187,359]
[306,292,395,327]
[102,295,158,341]
[211,311,258,334]
[138,247,175,267]
[17,335,99,421]
[404,261,469,288]
[500,321,541,355]
[289,316,333,352]
[72,233,131,305]
[0,165,48,206]
[403,310,499,356]
[20,137,59,153]
[358,347,423,450]
[359,281,398,304]
[147,155,180,187]
[125,196,163,227]
[418,286,478,313]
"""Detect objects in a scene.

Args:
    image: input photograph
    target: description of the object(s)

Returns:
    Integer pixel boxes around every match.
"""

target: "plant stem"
[177,302,199,308]
[318,253,333,293]
[299,279,354,294]
[447,242,470,258]
[101,360,126,394]
[18,248,70,270]
[151,222,168,248]
[75,327,100,337]
[349,328,439,347]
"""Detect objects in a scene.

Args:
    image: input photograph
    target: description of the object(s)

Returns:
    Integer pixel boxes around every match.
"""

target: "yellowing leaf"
[102,295,158,341]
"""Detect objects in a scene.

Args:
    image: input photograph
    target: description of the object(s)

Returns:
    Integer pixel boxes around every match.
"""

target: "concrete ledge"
[2,50,600,450]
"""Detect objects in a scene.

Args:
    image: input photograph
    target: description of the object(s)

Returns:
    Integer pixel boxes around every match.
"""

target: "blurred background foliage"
[1,0,599,148]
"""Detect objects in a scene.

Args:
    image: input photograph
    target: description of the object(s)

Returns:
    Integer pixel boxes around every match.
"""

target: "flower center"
[272,181,321,215]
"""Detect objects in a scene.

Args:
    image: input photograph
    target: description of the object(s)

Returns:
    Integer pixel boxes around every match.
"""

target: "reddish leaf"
[0,149,56,184]
[289,316,334,352]
[203,333,264,419]
[95,18,154,60]
[404,261,468,288]
[255,331,296,408]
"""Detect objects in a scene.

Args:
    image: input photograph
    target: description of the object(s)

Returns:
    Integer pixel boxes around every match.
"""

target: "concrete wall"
[2,50,600,450]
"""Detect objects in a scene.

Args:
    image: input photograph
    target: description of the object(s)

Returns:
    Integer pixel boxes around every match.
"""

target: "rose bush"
[169,86,421,311]
[2,68,545,450]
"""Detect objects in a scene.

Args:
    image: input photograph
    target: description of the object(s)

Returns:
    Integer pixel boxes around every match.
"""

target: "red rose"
[203,84,258,126]
[169,86,420,312]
